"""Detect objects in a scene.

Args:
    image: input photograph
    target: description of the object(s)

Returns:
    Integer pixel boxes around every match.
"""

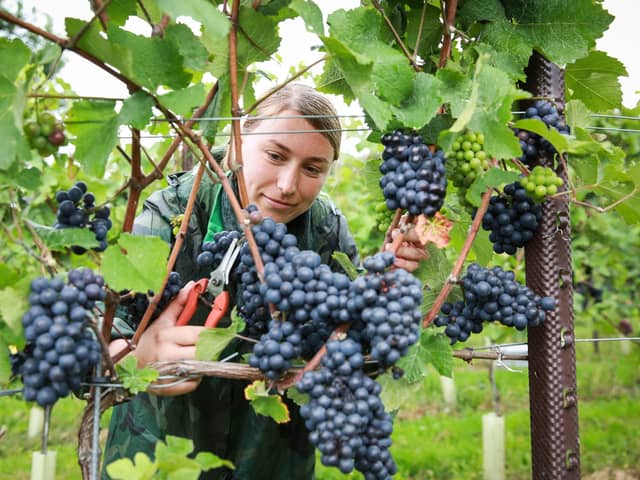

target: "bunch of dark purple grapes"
[379,130,447,217]
[118,271,183,328]
[346,252,424,370]
[514,100,570,165]
[434,263,556,344]
[54,181,112,253]
[297,338,397,479]
[481,181,542,255]
[197,230,243,271]
[11,268,105,407]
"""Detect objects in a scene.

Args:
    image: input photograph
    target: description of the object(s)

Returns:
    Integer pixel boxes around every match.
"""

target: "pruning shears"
[176,237,242,328]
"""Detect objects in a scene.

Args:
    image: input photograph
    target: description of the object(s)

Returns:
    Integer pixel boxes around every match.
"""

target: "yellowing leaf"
[415,212,454,249]
[244,380,290,423]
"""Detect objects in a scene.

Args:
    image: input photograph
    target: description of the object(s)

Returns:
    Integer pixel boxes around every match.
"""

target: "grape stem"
[422,187,493,328]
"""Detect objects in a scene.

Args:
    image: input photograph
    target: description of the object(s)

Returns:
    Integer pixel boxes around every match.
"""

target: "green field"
[1,337,638,479]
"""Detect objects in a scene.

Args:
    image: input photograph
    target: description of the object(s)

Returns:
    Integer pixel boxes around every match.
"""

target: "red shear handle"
[204,291,231,328]
[176,278,208,326]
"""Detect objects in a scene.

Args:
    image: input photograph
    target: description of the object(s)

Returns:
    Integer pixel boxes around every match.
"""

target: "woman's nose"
[277,165,298,196]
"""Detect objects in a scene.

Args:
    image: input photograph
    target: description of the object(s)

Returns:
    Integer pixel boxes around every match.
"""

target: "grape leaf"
[115,356,159,395]
[414,212,454,249]
[31,223,99,251]
[245,380,290,423]
[195,315,243,361]
[378,372,424,412]
[290,0,325,36]
[0,287,27,335]
[513,118,569,154]
[391,72,443,129]
[565,50,627,112]
[0,264,20,289]
[106,452,157,480]
[156,0,230,55]
[107,26,192,91]
[478,0,613,67]
[397,328,453,382]
[565,99,592,132]
[105,0,138,26]
[440,54,528,160]
[285,386,309,407]
[66,100,119,178]
[0,339,11,385]
[0,38,31,83]
[330,251,360,280]
[159,84,207,118]
[0,164,42,191]
[320,36,389,130]
[165,24,211,73]
[101,233,170,293]
[119,92,155,130]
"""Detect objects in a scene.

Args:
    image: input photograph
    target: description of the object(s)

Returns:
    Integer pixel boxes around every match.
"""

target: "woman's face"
[240,110,335,224]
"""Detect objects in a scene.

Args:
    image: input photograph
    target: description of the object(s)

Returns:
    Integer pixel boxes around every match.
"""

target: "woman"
[104,83,425,479]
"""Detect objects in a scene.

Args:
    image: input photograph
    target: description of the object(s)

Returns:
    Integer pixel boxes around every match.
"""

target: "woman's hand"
[385,228,428,273]
[108,281,205,396]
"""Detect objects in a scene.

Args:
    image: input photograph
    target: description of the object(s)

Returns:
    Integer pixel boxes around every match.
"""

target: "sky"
[9,0,640,108]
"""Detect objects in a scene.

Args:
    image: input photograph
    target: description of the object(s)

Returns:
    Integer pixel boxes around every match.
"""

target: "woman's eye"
[266,151,282,162]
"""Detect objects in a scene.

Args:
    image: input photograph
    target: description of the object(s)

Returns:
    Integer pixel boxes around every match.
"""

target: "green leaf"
[285,386,309,407]
[115,356,159,395]
[513,118,569,154]
[106,452,157,480]
[202,75,231,143]
[101,233,170,293]
[480,0,613,66]
[0,38,32,83]
[107,26,192,91]
[565,99,592,132]
[397,328,453,382]
[0,287,27,335]
[0,264,20,289]
[565,50,627,112]
[330,251,360,280]
[244,380,290,423]
[0,339,12,385]
[156,0,230,55]
[31,223,99,251]
[119,92,155,130]
[391,72,443,129]
[440,54,528,160]
[290,0,325,36]
[321,36,389,130]
[66,100,119,178]
[378,372,424,412]
[195,315,242,361]
[193,451,235,472]
[159,84,207,118]
[0,107,29,170]
[165,24,211,72]
[105,0,138,25]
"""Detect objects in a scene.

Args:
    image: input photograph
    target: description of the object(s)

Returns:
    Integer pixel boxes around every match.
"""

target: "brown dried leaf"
[415,212,454,248]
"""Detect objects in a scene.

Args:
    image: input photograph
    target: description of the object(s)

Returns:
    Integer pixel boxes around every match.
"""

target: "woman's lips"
[263,194,295,209]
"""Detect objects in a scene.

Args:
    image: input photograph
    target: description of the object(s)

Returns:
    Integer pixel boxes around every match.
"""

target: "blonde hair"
[242,83,342,160]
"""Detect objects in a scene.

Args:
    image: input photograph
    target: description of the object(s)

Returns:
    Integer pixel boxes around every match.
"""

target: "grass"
[1,340,638,479]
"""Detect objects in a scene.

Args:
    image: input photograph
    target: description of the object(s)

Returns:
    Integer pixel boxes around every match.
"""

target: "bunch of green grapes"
[520,166,564,202]
[373,199,395,233]
[447,132,489,189]
[23,112,67,157]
